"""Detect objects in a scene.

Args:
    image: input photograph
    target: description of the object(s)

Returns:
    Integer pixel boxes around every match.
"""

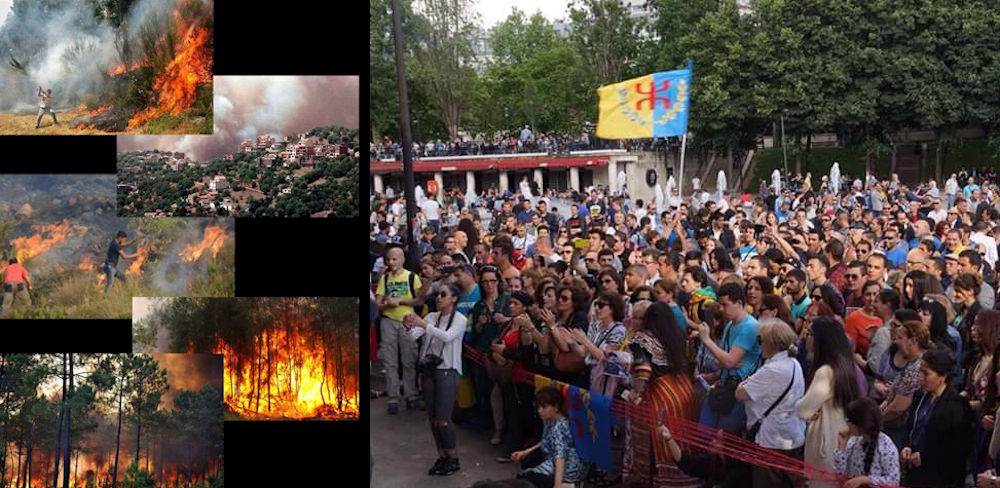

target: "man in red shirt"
[1,258,31,315]
[845,280,882,357]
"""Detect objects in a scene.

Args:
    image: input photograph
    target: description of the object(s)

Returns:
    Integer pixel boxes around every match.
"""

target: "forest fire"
[10,220,73,262]
[212,323,359,419]
[179,226,227,262]
[125,1,212,131]
[0,354,223,488]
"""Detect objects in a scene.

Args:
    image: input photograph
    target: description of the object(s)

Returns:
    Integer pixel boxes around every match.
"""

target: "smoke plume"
[116,75,359,160]
[153,353,223,410]
[0,0,195,112]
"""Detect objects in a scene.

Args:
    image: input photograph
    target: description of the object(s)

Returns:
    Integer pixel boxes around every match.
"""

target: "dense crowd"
[369,127,598,161]
[371,165,1000,488]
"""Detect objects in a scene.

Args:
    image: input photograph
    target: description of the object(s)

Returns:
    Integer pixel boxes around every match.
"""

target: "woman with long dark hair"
[833,397,900,487]
[621,301,700,488]
[916,298,961,375]
[797,317,861,488]
[966,310,1000,474]
[745,276,774,317]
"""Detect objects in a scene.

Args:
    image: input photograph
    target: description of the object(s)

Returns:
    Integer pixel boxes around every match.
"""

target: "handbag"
[745,363,796,442]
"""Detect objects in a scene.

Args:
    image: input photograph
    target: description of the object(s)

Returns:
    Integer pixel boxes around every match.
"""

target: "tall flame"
[10,220,72,261]
[126,244,150,275]
[179,226,227,262]
[125,0,211,131]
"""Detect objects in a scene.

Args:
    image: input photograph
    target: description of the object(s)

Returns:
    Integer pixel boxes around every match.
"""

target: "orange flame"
[9,220,72,261]
[126,244,149,275]
[108,60,142,76]
[179,226,227,262]
[212,321,359,419]
[126,1,211,131]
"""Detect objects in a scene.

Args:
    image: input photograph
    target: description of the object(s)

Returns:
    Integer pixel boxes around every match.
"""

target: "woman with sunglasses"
[570,291,626,395]
[468,266,511,446]
[544,284,590,387]
[403,282,468,476]
[758,294,793,325]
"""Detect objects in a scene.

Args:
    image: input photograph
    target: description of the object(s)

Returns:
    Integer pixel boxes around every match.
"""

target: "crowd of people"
[371,165,1000,488]
[369,127,599,161]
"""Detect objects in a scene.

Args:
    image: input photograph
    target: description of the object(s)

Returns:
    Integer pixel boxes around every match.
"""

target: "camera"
[417,354,444,376]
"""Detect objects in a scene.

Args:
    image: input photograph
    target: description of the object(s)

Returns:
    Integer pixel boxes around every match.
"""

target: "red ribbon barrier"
[463,344,911,488]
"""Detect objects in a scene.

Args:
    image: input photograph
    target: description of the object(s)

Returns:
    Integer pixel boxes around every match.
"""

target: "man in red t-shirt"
[1,258,32,315]
[845,279,882,356]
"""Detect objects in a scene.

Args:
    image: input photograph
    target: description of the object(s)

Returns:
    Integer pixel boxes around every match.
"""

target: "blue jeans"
[698,395,747,434]
[104,263,126,293]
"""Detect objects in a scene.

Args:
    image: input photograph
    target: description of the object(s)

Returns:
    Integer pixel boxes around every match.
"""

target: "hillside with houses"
[117,126,359,218]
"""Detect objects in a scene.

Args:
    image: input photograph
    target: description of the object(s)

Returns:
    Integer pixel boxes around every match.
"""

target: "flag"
[565,384,613,471]
[596,63,692,139]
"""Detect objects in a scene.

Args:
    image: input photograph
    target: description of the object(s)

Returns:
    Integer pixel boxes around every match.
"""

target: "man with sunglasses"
[841,261,868,309]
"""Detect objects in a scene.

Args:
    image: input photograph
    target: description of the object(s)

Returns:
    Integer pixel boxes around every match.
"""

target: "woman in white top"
[736,318,806,488]
[404,281,468,477]
[796,317,861,488]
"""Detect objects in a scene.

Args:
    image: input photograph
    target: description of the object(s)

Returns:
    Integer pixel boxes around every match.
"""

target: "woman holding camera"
[404,281,469,476]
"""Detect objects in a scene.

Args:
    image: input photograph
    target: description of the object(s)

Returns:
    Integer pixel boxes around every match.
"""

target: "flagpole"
[678,132,688,202]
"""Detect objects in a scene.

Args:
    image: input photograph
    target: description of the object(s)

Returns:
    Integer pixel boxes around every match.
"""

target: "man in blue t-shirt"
[693,282,760,432]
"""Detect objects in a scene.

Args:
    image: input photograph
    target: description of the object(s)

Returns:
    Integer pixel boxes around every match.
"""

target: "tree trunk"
[254,336,262,413]
[62,355,72,488]
[320,326,327,406]
[53,354,66,488]
[111,369,125,488]
[134,402,141,469]
[22,423,33,488]
[267,329,272,413]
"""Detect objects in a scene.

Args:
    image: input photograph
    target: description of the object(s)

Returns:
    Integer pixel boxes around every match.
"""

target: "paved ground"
[370,369,522,488]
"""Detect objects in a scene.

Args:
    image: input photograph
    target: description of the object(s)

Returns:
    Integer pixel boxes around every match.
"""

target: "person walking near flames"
[104,230,139,294]
[35,86,57,128]
[1,258,31,316]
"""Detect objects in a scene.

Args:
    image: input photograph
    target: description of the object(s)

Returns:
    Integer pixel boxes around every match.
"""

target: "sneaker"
[490,430,502,445]
[387,401,399,415]
[495,454,513,463]
[438,458,460,476]
[428,456,447,475]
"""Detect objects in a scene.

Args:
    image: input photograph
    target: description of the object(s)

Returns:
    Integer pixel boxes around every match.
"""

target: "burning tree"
[145,297,359,420]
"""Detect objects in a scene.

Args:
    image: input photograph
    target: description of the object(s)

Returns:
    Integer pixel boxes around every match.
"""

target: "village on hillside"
[117,126,359,218]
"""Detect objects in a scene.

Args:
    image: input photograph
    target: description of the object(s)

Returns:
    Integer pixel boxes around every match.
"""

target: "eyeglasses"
[585,258,596,262]
[559,295,572,302]
[594,302,609,309]
[562,250,574,255]
[844,274,860,280]
[438,292,453,298]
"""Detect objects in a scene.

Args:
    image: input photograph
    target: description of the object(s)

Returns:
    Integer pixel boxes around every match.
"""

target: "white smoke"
[117,76,359,161]
[0,0,200,111]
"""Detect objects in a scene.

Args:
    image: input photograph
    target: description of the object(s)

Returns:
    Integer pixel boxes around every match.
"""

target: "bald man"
[375,247,424,414]
[905,248,927,273]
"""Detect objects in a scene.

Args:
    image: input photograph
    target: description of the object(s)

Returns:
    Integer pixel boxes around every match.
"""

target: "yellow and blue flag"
[596,63,692,139]
[566,384,613,471]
